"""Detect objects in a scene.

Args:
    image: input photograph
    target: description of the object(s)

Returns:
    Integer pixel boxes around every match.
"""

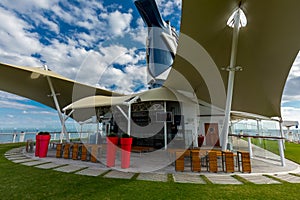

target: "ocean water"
[0,128,87,144]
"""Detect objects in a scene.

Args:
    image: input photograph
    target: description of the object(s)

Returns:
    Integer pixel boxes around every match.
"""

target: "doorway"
[204,123,220,147]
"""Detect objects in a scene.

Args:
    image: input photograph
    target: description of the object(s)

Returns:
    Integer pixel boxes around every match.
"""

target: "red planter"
[106,137,119,167]
[198,135,204,147]
[120,137,133,169]
[39,135,51,158]
[35,135,41,157]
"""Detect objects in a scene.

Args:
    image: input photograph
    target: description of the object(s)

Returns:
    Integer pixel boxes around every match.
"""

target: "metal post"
[164,101,168,150]
[256,119,262,145]
[96,120,99,144]
[12,132,16,143]
[221,9,241,151]
[80,124,82,140]
[116,106,129,120]
[279,120,286,166]
[279,118,286,150]
[44,66,69,142]
[128,104,131,136]
[194,118,198,147]
[247,137,253,158]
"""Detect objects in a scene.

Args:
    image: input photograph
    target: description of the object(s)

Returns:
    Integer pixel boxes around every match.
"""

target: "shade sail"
[0,62,116,111]
[165,0,300,118]
[63,95,131,111]
[63,86,197,111]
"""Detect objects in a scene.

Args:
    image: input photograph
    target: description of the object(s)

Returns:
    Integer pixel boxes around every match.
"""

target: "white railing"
[0,131,97,144]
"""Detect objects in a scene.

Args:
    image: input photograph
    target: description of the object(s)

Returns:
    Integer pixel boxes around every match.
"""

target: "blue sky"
[0,0,299,131]
[0,0,182,130]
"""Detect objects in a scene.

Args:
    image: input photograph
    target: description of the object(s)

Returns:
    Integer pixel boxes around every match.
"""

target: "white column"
[247,137,253,158]
[127,104,131,136]
[257,120,263,145]
[44,69,68,142]
[164,101,168,150]
[96,121,99,144]
[12,133,16,143]
[279,120,286,166]
[19,132,25,142]
[194,118,198,147]
[221,9,241,151]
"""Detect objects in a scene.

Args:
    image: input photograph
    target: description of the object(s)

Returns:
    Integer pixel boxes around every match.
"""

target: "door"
[204,123,220,147]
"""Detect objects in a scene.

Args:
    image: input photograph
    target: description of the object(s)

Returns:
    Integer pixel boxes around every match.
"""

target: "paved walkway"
[4,146,300,185]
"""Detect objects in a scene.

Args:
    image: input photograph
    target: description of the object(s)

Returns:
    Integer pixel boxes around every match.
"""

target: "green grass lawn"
[283,142,300,164]
[1,143,300,200]
[251,139,300,164]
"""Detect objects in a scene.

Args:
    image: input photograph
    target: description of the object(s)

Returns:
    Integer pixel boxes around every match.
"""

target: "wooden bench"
[71,143,80,160]
[207,151,218,173]
[80,145,88,161]
[222,151,235,173]
[90,145,101,163]
[237,151,251,173]
[56,143,63,158]
[63,143,71,159]
[175,151,185,172]
[190,149,201,172]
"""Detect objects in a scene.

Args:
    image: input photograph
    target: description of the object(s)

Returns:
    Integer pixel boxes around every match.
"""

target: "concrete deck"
[4,145,300,185]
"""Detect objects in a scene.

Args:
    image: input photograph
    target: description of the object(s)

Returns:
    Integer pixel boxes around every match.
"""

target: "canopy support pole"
[247,137,253,158]
[221,9,241,151]
[128,104,132,136]
[116,106,129,120]
[279,120,286,166]
[256,119,262,145]
[279,118,286,150]
[44,65,68,142]
[118,96,140,136]
[164,101,167,150]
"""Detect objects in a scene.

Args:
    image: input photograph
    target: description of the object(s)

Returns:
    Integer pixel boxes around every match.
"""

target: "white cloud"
[73,45,147,92]
[0,7,42,56]
[0,99,37,110]
[281,107,300,122]
[130,18,148,44]
[0,0,59,12]
[33,14,60,34]
[100,10,133,37]
[156,0,182,17]
[282,51,300,103]
[282,76,300,103]
[0,92,40,110]
[0,91,28,101]
[99,64,147,94]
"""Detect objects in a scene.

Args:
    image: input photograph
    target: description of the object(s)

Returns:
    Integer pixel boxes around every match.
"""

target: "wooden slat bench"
[56,143,63,158]
[237,151,251,173]
[207,151,218,173]
[222,151,235,173]
[175,151,185,172]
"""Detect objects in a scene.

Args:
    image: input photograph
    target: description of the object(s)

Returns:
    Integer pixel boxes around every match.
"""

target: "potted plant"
[120,133,133,168]
[35,132,51,158]
[106,132,119,167]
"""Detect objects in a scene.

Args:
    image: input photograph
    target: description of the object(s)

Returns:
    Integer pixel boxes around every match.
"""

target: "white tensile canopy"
[164,0,300,162]
[63,86,197,111]
[0,62,117,141]
[0,62,115,110]
[165,0,300,118]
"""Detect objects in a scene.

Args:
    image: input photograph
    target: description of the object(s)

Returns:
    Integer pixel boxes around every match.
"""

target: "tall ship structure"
[135,0,179,88]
